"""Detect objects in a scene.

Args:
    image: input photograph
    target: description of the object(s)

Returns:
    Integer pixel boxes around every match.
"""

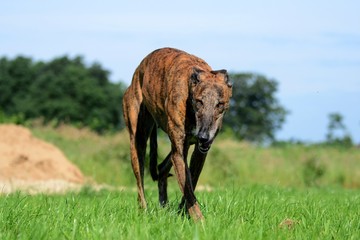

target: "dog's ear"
[191,68,204,85]
[211,69,232,88]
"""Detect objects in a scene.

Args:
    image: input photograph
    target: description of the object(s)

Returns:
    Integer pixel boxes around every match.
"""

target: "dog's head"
[190,68,232,153]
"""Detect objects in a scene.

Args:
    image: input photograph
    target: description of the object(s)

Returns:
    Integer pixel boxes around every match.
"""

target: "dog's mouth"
[198,141,212,154]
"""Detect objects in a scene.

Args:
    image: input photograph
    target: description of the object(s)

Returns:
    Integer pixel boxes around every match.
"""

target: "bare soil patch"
[0,124,84,194]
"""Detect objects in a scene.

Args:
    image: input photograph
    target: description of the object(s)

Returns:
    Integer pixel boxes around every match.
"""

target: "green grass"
[1,186,359,239]
[31,125,360,188]
[1,124,359,239]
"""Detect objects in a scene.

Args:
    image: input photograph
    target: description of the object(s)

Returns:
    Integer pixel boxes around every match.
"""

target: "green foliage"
[0,110,27,125]
[224,73,287,143]
[325,112,353,147]
[1,54,289,139]
[302,157,325,187]
[0,56,126,132]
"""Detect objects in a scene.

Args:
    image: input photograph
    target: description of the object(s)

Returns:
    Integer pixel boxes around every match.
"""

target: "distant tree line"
[0,55,288,142]
[0,56,126,132]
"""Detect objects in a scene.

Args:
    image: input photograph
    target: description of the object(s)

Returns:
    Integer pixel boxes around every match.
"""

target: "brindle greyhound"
[122,47,232,221]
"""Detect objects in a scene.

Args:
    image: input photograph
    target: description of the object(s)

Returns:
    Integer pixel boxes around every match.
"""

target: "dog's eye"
[217,102,225,111]
[196,100,203,109]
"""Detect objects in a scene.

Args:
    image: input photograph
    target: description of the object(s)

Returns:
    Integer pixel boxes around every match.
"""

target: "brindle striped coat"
[122,48,232,221]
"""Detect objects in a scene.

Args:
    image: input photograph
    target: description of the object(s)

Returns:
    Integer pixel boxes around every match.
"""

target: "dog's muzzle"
[197,133,213,154]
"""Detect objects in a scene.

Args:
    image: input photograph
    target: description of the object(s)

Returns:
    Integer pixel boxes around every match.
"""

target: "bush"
[0,56,126,132]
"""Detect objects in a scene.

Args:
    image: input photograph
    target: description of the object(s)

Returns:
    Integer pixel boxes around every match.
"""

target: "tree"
[223,73,287,142]
[326,112,353,147]
[0,55,126,132]
[0,56,37,115]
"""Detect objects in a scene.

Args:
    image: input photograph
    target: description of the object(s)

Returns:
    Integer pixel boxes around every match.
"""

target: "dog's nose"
[198,132,210,143]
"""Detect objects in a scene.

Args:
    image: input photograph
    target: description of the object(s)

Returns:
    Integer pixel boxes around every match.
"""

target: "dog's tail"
[149,126,159,181]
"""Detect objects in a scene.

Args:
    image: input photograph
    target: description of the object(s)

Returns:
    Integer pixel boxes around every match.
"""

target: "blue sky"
[1,0,359,143]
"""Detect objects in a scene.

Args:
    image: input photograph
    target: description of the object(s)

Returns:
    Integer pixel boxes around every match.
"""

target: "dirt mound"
[0,124,84,194]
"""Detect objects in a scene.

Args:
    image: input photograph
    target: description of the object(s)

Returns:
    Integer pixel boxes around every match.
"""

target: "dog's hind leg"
[149,126,172,206]
[133,106,155,209]
[157,152,172,206]
[124,107,146,208]
[123,79,154,209]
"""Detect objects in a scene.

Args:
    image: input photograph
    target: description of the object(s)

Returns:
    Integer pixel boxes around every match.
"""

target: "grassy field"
[31,125,360,188]
[1,125,360,239]
[1,186,359,239]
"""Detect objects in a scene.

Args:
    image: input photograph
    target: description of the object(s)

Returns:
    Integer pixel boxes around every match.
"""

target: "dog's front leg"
[172,148,204,221]
[168,131,204,221]
[179,144,208,210]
